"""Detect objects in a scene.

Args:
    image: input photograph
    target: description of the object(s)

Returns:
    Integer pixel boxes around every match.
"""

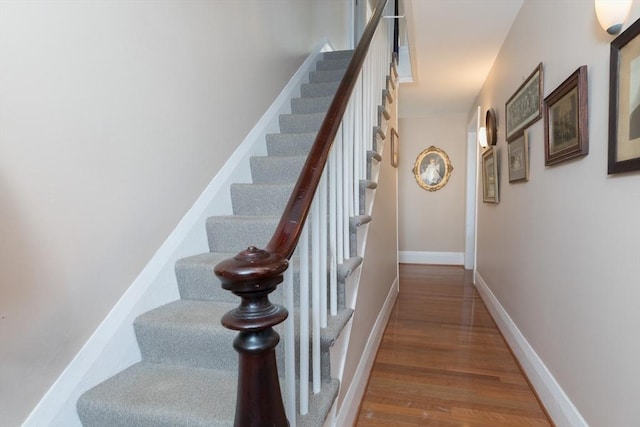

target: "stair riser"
[206,216,278,253]
[316,58,351,71]
[231,183,294,216]
[309,69,346,83]
[266,133,316,156]
[250,156,306,184]
[291,97,333,114]
[279,113,325,134]
[301,82,340,98]
[322,50,353,60]
[135,322,238,372]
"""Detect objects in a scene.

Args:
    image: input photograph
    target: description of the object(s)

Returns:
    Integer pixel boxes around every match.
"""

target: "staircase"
[76,50,375,427]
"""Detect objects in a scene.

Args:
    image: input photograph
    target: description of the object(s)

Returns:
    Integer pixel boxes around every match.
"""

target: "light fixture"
[478,126,488,148]
[595,0,632,35]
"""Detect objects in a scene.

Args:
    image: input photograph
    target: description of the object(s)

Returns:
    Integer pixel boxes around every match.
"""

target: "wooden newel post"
[214,246,290,427]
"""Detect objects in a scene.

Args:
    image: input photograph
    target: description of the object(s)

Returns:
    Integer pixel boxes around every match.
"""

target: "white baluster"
[336,126,344,264]
[299,224,310,415]
[319,170,328,328]
[283,265,296,426]
[329,139,338,316]
[343,105,352,259]
[311,196,321,394]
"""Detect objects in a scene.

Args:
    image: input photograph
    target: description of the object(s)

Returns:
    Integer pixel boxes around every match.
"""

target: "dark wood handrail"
[266,0,390,260]
[214,0,390,425]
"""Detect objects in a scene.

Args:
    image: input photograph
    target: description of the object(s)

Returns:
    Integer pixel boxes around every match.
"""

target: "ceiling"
[398,0,524,117]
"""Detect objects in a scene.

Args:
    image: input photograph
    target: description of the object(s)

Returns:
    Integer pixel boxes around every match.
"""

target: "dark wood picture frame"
[482,147,499,203]
[390,128,399,168]
[543,66,589,166]
[608,18,640,174]
[505,63,543,142]
[508,130,529,183]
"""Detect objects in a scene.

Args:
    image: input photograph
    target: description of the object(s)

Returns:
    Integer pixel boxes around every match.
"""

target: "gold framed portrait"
[412,146,453,192]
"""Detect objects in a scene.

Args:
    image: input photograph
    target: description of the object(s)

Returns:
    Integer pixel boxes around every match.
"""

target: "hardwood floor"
[355,264,552,426]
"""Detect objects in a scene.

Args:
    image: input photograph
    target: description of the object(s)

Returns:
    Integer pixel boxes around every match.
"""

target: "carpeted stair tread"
[367,150,382,180]
[361,179,377,190]
[338,257,363,285]
[316,57,351,71]
[78,362,340,427]
[266,132,317,156]
[206,215,280,253]
[297,378,340,427]
[276,307,354,382]
[177,251,358,309]
[135,300,237,371]
[359,180,378,215]
[77,48,380,427]
[351,214,372,229]
[231,183,294,216]
[77,362,237,427]
[301,81,340,98]
[279,112,326,134]
[349,215,372,258]
[309,69,346,83]
[250,155,307,184]
[322,50,354,60]
[175,252,239,303]
[291,96,334,114]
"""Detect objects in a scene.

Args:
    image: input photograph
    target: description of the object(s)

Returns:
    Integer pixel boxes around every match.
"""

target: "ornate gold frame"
[412,146,453,192]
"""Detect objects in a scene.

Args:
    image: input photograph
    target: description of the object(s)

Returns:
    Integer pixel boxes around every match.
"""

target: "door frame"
[464,107,481,279]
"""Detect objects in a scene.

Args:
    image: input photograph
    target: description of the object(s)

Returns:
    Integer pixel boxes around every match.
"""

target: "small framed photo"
[543,66,589,166]
[482,147,499,203]
[505,63,543,142]
[412,145,453,192]
[390,128,399,168]
[508,130,529,183]
[608,18,640,174]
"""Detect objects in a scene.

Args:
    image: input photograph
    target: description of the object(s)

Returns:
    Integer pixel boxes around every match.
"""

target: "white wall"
[397,114,467,257]
[474,1,640,425]
[0,1,351,425]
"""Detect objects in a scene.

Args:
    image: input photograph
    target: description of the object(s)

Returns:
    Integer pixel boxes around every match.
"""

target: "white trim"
[474,273,588,427]
[397,46,413,83]
[23,39,332,427]
[464,107,480,271]
[333,277,399,427]
[399,251,464,265]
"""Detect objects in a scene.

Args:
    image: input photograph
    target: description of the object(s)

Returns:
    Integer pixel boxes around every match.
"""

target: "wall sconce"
[478,108,497,148]
[478,127,488,148]
[595,0,632,35]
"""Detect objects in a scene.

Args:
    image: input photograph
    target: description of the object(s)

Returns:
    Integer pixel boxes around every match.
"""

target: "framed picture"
[482,147,499,203]
[608,18,640,174]
[543,66,589,166]
[390,128,399,168]
[412,146,453,192]
[505,63,543,142]
[508,130,529,182]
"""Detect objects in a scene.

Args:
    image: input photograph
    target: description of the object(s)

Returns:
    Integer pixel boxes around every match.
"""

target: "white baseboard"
[23,39,332,427]
[399,250,464,265]
[474,273,588,427]
[333,277,399,427]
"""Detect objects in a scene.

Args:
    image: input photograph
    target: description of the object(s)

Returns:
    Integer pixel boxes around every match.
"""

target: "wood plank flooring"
[355,264,552,426]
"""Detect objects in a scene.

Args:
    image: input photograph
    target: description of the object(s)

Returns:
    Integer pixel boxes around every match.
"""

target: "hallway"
[356,264,552,426]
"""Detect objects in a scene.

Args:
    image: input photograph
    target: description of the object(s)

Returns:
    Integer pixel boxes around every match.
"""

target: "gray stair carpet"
[77,50,367,427]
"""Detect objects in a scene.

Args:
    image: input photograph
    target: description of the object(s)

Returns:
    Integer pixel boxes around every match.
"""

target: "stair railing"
[214,0,394,425]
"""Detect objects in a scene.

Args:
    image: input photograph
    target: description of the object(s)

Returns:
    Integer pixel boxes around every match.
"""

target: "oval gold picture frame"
[412,146,453,192]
